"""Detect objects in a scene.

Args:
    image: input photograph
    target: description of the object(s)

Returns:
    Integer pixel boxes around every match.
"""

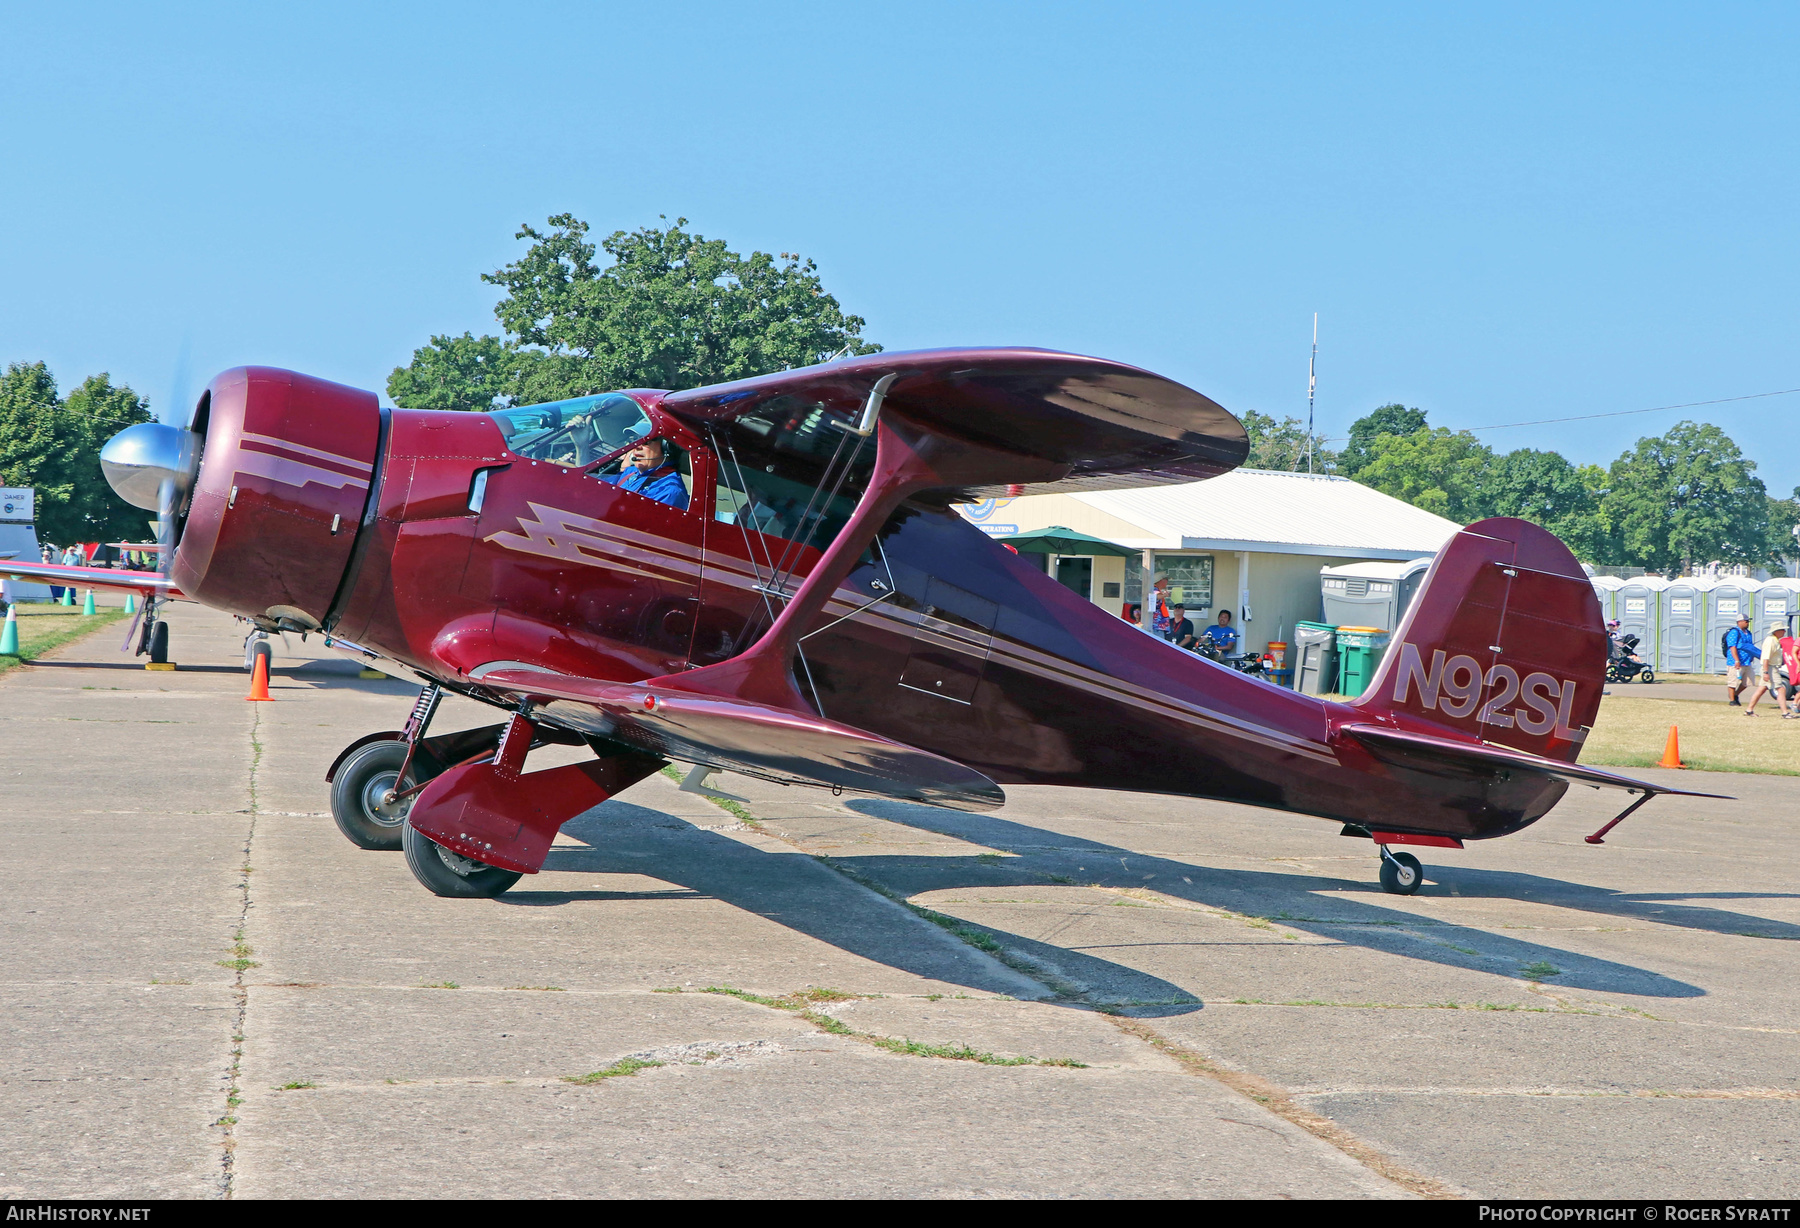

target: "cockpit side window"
[488,394,652,468]
[706,397,873,550]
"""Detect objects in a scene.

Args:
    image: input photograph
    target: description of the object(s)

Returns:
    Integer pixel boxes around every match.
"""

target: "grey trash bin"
[1294,621,1338,696]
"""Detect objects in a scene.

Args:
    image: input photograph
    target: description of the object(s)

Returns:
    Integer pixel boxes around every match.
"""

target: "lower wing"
[474,667,1003,812]
[0,561,184,599]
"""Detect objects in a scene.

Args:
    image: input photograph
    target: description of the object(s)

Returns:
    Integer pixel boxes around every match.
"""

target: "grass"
[0,603,132,673]
[659,762,757,824]
[563,1057,664,1084]
[1583,693,1800,775]
[1519,960,1564,981]
[276,1081,317,1091]
[419,981,460,989]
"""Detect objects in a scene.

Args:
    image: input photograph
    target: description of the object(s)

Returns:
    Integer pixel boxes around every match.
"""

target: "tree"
[1239,409,1337,473]
[1355,427,1494,523]
[1603,420,1770,575]
[0,364,154,544]
[1340,403,1429,478]
[389,215,880,409]
[59,374,156,542]
[386,333,532,413]
[1480,447,1613,562]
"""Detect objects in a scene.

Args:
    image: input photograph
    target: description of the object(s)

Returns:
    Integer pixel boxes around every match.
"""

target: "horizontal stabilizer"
[475,668,1005,812]
[1340,723,1731,800]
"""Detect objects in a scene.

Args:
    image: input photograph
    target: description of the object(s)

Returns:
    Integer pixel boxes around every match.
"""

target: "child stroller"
[1606,633,1654,684]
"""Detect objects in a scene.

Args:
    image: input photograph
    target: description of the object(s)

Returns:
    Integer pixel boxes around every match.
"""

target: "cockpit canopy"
[486,393,651,467]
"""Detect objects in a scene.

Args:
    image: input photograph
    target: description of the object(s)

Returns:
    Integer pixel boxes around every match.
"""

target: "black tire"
[247,639,272,673]
[148,621,169,665]
[1605,663,1622,682]
[1379,850,1424,895]
[1640,669,1655,684]
[402,822,522,898]
[329,740,413,850]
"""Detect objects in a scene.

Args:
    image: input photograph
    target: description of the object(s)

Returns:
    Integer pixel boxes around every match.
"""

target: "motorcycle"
[1194,638,1269,677]
[1606,633,1654,684]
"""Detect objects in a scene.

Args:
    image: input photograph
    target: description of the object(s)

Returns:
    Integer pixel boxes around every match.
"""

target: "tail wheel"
[402,823,522,898]
[329,739,413,850]
[1379,849,1424,895]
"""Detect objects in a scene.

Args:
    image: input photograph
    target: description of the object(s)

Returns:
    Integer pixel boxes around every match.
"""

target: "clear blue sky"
[3,3,1795,491]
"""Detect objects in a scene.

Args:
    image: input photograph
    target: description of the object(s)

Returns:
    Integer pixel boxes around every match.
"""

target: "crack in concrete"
[213,705,263,1199]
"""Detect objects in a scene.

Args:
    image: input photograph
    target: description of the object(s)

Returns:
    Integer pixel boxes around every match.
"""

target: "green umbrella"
[1000,526,1135,557]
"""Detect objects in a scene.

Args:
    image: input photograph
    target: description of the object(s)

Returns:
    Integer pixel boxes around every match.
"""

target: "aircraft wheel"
[329,740,412,850]
[246,638,272,673]
[147,621,169,665]
[1379,850,1423,895]
[402,823,522,899]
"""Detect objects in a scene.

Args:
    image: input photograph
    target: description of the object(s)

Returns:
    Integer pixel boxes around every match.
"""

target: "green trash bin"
[1334,626,1391,698]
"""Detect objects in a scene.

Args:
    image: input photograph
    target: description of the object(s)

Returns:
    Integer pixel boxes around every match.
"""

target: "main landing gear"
[1378,845,1424,895]
[325,682,665,899]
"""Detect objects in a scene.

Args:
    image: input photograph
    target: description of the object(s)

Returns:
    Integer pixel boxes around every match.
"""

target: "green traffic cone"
[123,593,136,614]
[0,606,16,656]
[60,587,73,606]
[82,590,96,615]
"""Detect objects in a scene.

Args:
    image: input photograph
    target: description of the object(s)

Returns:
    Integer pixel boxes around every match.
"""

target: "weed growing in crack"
[507,985,564,991]
[276,1081,317,1091]
[564,1057,664,1084]
[419,981,461,990]
[1519,960,1564,981]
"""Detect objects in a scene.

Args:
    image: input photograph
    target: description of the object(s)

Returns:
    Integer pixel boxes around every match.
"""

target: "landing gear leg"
[1378,845,1423,895]
[326,684,445,852]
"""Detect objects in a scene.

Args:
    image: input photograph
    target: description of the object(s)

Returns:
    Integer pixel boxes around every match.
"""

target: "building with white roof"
[957,469,1463,655]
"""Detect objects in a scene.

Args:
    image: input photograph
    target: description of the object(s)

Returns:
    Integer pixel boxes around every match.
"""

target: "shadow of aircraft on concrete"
[512,790,1706,1013]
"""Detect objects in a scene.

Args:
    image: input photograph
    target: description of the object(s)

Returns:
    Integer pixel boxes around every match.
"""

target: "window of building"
[1155,554,1214,610]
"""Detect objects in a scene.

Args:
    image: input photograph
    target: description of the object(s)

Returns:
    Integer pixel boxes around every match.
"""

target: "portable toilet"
[1659,578,1710,674]
[1590,575,1623,623]
[1757,578,1800,637]
[1705,578,1763,673]
[1614,576,1666,666]
[1320,558,1434,633]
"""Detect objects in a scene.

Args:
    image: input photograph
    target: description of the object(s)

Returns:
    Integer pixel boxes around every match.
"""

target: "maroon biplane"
[21,351,1717,898]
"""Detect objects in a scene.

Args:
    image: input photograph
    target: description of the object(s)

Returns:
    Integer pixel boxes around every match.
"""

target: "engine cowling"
[172,367,382,629]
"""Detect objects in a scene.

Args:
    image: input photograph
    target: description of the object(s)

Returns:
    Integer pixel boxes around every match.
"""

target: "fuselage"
[170,367,1574,842]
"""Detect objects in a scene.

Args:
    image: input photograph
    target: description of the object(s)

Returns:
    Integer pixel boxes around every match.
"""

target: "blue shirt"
[1201,623,1239,651]
[605,464,689,510]
[1725,626,1760,664]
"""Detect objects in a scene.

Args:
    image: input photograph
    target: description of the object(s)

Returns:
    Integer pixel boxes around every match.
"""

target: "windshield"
[487,394,652,467]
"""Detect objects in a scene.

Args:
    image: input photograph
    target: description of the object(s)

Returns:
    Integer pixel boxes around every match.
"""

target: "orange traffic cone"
[1656,724,1683,769]
[245,652,273,702]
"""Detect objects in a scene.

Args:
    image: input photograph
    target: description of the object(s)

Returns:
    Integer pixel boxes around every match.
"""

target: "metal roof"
[1070,469,1463,559]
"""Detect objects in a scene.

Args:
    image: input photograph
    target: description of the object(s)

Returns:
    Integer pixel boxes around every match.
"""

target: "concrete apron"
[0,604,1792,1198]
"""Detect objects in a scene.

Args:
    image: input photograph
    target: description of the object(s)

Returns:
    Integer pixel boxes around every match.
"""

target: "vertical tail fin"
[1352,518,1604,763]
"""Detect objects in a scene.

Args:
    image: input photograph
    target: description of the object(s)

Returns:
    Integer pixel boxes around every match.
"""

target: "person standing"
[1724,614,1759,708]
[1746,623,1793,717]
[1148,573,1174,639]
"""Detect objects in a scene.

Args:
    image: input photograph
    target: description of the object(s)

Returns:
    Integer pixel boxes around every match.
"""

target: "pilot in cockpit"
[601,438,690,510]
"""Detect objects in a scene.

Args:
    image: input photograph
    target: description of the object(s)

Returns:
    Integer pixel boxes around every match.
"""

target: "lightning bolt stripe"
[233,449,371,492]
[240,433,374,477]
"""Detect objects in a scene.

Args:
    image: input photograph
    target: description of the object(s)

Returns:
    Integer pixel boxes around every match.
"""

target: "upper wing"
[661,347,1248,495]
[0,560,184,599]
[475,667,1004,811]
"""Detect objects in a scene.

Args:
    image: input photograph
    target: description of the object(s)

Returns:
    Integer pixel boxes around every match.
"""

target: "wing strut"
[1584,791,1658,845]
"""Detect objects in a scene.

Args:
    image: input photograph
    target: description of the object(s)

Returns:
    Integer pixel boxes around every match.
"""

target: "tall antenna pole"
[1305,313,1318,474]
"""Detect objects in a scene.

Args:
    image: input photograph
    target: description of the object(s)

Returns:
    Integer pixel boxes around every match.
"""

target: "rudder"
[1352,517,1605,762]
